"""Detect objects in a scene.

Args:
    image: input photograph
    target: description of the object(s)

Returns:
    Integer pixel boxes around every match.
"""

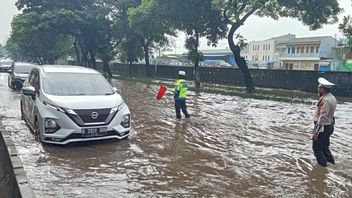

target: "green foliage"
[165,0,228,46]
[128,0,174,43]
[8,12,73,63]
[185,37,203,64]
[213,0,341,30]
[128,0,175,65]
[118,35,144,64]
[339,15,352,51]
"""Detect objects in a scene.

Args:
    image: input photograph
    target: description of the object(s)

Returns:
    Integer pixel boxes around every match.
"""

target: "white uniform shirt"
[313,93,337,126]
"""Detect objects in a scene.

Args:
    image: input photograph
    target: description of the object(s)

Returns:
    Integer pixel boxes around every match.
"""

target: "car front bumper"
[37,101,131,145]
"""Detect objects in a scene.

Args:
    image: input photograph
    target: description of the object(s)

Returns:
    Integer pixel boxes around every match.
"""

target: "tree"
[128,0,175,70]
[9,12,73,64]
[12,0,90,64]
[339,15,352,51]
[158,0,228,89]
[118,34,144,68]
[213,0,341,93]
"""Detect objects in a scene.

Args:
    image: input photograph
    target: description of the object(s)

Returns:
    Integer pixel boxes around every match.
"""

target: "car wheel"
[34,118,43,143]
[14,82,19,90]
[8,79,12,89]
[20,102,25,120]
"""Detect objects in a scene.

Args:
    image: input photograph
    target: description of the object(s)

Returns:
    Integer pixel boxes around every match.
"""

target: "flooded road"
[1,72,352,197]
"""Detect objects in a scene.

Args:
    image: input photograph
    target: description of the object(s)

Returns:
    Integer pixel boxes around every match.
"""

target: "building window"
[268,45,270,50]
[292,47,295,54]
[289,64,293,70]
[306,47,309,53]
[316,46,320,53]
[311,46,315,53]
[268,56,270,61]
[288,47,291,54]
[296,47,300,54]
[263,44,265,50]
[301,47,304,53]
[314,64,319,71]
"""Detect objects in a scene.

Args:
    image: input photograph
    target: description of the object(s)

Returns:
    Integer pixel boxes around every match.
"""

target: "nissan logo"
[91,112,99,119]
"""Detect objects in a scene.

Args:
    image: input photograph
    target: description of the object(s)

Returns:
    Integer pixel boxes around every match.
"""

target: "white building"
[277,36,337,70]
[241,34,295,69]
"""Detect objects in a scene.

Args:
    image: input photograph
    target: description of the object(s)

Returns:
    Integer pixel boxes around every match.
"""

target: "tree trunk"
[74,37,81,65]
[48,56,55,64]
[143,41,150,77]
[129,61,133,76]
[228,24,255,93]
[194,33,201,89]
[103,59,112,78]
[90,51,97,70]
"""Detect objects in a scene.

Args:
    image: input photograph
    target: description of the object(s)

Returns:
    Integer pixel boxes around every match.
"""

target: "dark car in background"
[0,59,14,72]
[8,62,36,90]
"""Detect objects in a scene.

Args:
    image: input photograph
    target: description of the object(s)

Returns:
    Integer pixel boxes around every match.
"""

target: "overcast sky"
[1,0,351,53]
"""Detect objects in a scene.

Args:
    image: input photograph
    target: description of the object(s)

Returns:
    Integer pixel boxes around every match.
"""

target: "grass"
[111,75,318,104]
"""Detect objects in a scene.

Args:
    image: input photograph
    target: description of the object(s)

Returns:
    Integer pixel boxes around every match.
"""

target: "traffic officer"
[173,71,190,119]
[312,77,337,167]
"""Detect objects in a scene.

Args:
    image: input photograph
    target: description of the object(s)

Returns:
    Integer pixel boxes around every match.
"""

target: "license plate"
[81,127,107,137]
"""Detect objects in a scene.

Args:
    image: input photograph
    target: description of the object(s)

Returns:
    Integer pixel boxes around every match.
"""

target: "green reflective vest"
[174,79,188,100]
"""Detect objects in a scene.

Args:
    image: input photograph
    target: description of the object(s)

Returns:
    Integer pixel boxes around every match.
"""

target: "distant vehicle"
[20,65,131,145]
[0,59,14,72]
[8,62,36,90]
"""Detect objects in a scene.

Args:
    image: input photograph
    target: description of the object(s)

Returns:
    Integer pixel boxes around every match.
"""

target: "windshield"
[0,60,13,65]
[14,64,35,74]
[43,73,115,96]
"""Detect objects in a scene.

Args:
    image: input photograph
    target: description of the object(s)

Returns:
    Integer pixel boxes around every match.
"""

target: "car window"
[32,72,40,91]
[0,60,13,65]
[28,70,36,85]
[42,73,114,96]
[14,64,36,74]
[29,69,40,91]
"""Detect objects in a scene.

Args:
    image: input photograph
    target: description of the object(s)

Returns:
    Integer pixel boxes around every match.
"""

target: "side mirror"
[113,87,120,94]
[22,86,36,96]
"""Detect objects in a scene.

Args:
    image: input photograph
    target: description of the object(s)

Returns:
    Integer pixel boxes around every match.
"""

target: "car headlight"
[117,101,126,111]
[44,118,61,133]
[43,101,65,113]
[45,118,57,128]
[121,114,130,128]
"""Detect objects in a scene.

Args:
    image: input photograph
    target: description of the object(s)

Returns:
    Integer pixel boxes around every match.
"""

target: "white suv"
[20,65,131,145]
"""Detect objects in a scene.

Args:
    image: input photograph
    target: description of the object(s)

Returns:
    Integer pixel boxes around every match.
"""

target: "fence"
[102,63,352,97]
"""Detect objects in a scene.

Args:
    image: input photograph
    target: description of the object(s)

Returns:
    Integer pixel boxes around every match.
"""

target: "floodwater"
[0,72,352,197]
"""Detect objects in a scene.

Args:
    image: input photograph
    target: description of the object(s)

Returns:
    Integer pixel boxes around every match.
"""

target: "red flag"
[156,85,167,100]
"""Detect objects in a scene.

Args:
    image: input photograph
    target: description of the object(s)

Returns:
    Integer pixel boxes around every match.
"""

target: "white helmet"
[178,71,186,76]
[318,77,335,88]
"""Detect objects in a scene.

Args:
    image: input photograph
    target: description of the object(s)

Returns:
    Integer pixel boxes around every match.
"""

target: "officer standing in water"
[173,71,190,119]
[312,77,337,167]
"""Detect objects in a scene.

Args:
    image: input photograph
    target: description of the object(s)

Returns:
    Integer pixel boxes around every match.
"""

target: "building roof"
[277,36,333,45]
[200,49,233,55]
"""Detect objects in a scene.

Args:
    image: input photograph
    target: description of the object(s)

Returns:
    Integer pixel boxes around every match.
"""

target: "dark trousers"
[175,100,189,119]
[313,125,335,167]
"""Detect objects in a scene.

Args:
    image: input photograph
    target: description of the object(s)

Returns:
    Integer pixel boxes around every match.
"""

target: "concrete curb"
[0,125,35,198]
